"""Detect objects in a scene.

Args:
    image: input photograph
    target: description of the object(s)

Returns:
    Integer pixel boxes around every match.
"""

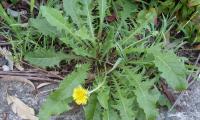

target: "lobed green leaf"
[29,18,58,36]
[40,6,67,30]
[125,70,159,120]
[24,48,68,68]
[148,46,188,90]
[84,93,101,120]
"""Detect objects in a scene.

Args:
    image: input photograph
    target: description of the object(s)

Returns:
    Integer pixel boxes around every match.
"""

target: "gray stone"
[0,80,84,120]
[158,81,200,120]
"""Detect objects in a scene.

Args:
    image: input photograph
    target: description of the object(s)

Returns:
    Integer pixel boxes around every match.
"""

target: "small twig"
[181,49,200,51]
[0,69,37,73]
[160,80,176,104]
[21,61,64,80]
[38,88,58,95]
[0,42,11,46]
[0,75,60,83]
[0,71,62,79]
[24,76,60,83]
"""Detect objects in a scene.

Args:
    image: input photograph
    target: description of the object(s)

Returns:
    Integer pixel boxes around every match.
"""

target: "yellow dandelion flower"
[73,86,89,105]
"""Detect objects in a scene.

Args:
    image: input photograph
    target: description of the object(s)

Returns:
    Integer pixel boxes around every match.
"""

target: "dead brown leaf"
[7,95,38,120]
[37,82,51,89]
[15,62,24,71]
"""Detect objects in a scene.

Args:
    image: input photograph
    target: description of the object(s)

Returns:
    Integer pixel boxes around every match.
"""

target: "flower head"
[73,86,89,105]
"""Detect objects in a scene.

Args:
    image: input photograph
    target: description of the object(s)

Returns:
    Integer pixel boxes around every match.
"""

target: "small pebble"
[2,65,10,71]
[198,74,200,80]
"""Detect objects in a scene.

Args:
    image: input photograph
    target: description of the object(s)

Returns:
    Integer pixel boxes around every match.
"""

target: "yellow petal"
[72,86,89,105]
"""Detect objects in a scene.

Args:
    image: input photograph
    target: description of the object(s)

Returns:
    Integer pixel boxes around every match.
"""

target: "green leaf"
[113,78,135,120]
[99,0,107,25]
[29,18,57,36]
[0,4,19,32]
[113,0,137,32]
[118,0,137,20]
[158,95,171,108]
[73,47,95,58]
[98,0,107,34]
[148,47,188,90]
[40,6,67,30]
[134,88,159,120]
[125,70,159,120]
[97,87,110,109]
[30,0,35,15]
[84,93,101,120]
[24,48,68,68]
[63,0,80,27]
[39,98,71,120]
[53,64,90,99]
[60,37,96,58]
[82,0,95,39]
[100,28,115,59]
[137,8,157,25]
[39,64,90,120]
[10,0,19,4]
[102,108,120,120]
[62,0,96,44]
[75,26,91,40]
[40,6,81,41]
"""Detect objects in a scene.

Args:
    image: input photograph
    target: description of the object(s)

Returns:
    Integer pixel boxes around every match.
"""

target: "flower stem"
[89,76,106,94]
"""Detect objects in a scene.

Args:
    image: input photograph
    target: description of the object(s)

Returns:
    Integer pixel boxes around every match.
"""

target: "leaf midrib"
[155,55,178,79]
[114,79,131,120]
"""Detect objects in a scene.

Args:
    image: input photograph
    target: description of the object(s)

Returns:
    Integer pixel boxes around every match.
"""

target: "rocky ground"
[0,79,84,120]
[158,81,200,120]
